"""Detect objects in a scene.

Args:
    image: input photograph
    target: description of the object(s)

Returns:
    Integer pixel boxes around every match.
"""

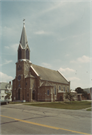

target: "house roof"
[0,82,12,90]
[31,64,69,84]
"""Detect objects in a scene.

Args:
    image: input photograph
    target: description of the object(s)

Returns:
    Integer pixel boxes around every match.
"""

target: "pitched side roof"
[31,64,69,84]
[20,25,28,48]
[0,82,12,90]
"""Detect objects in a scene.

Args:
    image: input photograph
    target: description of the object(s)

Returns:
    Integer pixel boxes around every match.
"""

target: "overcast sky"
[0,0,92,90]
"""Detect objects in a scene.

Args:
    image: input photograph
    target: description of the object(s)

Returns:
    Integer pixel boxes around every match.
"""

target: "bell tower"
[16,20,31,77]
[12,20,32,102]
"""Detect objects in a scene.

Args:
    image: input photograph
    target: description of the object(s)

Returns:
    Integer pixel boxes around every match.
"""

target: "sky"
[0,0,92,90]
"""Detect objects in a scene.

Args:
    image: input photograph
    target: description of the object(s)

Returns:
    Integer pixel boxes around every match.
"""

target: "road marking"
[0,115,91,135]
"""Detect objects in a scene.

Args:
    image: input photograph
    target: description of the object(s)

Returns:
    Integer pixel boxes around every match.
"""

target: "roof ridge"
[57,70,69,83]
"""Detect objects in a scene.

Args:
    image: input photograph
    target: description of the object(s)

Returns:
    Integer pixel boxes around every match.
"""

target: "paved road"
[0,104,92,134]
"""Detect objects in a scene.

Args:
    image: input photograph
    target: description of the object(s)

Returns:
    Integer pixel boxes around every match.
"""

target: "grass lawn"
[86,108,92,111]
[24,101,91,110]
[10,102,29,104]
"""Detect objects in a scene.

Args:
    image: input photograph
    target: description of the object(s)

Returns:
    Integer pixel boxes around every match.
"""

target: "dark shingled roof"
[32,64,69,84]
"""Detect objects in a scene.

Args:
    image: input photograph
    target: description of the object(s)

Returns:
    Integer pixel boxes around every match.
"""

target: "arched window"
[18,89,20,100]
[47,90,49,95]
[18,48,21,60]
[26,49,29,60]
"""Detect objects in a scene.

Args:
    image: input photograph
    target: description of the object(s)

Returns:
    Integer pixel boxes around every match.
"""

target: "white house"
[0,82,12,101]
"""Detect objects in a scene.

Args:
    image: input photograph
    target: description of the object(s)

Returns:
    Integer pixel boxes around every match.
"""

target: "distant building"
[70,90,78,101]
[0,82,12,101]
[12,22,70,102]
[83,88,92,100]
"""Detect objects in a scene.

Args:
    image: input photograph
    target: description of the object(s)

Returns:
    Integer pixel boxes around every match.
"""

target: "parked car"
[0,99,9,105]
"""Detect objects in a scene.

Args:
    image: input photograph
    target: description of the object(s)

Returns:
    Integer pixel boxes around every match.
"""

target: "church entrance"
[32,90,35,100]
[18,89,20,100]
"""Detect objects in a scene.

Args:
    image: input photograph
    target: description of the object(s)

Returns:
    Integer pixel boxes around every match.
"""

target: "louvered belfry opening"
[18,48,21,60]
[26,49,29,60]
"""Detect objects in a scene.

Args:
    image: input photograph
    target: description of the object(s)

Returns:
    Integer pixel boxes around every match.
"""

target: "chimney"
[9,81,11,85]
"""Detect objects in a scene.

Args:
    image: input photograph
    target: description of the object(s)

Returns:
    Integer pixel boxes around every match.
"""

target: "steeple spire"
[18,21,30,61]
[20,19,28,48]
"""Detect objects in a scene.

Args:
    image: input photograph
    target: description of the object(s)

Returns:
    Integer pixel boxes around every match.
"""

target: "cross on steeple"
[23,19,25,26]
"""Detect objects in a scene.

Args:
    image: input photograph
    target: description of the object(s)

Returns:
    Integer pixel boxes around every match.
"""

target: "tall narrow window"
[59,86,61,90]
[63,87,65,92]
[54,86,56,95]
[18,89,20,100]
[47,90,49,95]
[18,48,21,60]
[67,88,69,92]
[26,49,29,60]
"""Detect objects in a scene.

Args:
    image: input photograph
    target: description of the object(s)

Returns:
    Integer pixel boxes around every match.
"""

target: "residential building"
[0,82,12,101]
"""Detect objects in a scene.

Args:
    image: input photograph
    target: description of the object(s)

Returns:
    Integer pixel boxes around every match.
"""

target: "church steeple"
[20,23,28,48]
[18,20,30,61]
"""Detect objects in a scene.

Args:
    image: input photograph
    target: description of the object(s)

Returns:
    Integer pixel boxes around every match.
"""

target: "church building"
[12,23,70,102]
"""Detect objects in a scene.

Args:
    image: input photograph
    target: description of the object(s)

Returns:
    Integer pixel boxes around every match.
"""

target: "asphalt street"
[0,104,92,134]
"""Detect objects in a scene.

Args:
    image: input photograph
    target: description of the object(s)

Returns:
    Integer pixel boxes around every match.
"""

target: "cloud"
[71,55,91,63]
[36,2,66,18]
[41,63,52,68]
[68,77,81,90]
[4,43,18,52]
[65,54,70,57]
[0,60,12,67]
[34,30,49,35]
[68,77,80,81]
[5,46,9,49]
[43,2,65,13]
[3,26,13,34]
[11,44,19,51]
[58,67,80,89]
[59,67,75,73]
[0,72,13,82]
[58,32,88,42]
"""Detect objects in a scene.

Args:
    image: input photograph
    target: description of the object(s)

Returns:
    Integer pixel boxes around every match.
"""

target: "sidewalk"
[2,104,91,118]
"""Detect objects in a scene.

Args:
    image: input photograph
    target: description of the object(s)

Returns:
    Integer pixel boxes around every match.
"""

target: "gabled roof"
[31,64,69,84]
[20,25,28,48]
[0,82,12,90]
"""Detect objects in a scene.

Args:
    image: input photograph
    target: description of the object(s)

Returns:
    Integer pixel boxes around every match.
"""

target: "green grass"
[24,101,91,110]
[10,102,30,104]
[9,102,23,104]
[86,108,92,111]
